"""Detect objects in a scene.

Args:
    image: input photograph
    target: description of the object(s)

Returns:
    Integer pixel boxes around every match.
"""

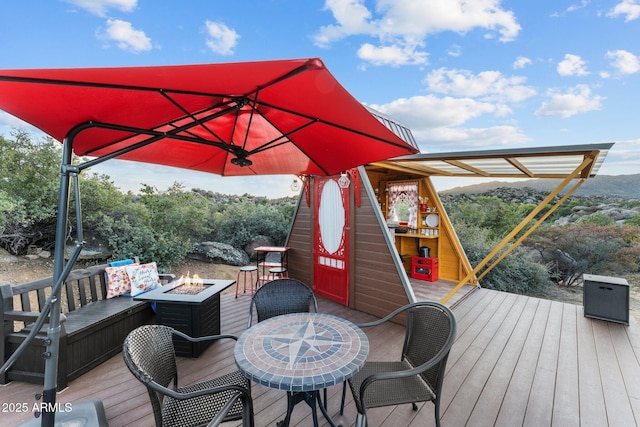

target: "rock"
[38,250,51,259]
[64,245,112,260]
[244,235,275,260]
[188,242,250,266]
[25,254,40,260]
[0,248,18,263]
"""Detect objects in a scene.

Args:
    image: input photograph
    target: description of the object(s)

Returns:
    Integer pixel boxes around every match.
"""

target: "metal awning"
[372,143,613,179]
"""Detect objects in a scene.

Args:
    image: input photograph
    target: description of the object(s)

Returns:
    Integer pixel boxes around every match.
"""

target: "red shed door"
[313,176,350,305]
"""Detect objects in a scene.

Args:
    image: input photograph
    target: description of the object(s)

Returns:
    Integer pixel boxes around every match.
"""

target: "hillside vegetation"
[2,131,639,303]
[440,187,640,291]
[0,132,296,270]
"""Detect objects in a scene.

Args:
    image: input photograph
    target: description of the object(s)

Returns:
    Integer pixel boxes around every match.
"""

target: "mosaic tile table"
[234,312,369,427]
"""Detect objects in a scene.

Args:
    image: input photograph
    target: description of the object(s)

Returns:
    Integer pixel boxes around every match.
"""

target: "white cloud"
[0,111,30,129]
[513,56,532,69]
[91,160,296,198]
[313,0,521,66]
[567,1,590,13]
[64,0,137,17]
[424,68,536,103]
[557,54,589,76]
[535,85,604,118]
[447,44,462,57]
[607,0,640,22]
[100,19,152,53]
[607,49,640,74]
[416,125,531,150]
[314,0,374,48]
[0,112,47,140]
[204,21,239,55]
[368,95,500,129]
[597,139,640,175]
[357,43,428,66]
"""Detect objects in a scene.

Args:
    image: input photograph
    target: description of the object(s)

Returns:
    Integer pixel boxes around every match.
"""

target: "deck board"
[552,303,580,427]
[2,282,640,427]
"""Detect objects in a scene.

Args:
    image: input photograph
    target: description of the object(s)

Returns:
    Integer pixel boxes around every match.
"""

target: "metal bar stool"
[267,267,288,281]
[236,265,258,297]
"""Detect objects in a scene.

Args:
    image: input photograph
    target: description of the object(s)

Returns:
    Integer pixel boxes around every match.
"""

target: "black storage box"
[583,274,629,325]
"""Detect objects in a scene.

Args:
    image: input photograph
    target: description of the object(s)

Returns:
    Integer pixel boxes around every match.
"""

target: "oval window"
[318,179,345,255]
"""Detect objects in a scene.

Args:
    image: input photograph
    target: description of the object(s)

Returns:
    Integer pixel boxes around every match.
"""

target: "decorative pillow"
[105,265,135,299]
[126,262,162,297]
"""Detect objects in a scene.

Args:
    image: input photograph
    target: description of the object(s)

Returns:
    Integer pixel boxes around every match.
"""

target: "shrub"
[582,212,615,226]
[526,223,640,285]
[453,221,551,293]
[625,213,640,227]
[212,200,291,250]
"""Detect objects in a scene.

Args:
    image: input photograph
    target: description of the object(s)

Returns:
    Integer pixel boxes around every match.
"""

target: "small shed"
[286,140,613,320]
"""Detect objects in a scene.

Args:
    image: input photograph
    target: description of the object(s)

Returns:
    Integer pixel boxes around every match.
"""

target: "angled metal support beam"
[476,178,585,281]
[440,155,595,305]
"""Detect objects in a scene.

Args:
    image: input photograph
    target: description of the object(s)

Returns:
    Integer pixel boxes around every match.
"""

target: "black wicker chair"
[340,302,457,427]
[247,278,319,327]
[123,325,254,427]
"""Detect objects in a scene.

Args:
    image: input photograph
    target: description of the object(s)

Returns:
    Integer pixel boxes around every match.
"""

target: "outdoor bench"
[0,261,174,389]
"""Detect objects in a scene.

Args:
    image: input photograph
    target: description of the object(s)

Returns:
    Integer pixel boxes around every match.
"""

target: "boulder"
[38,250,51,259]
[188,242,250,266]
[244,235,275,260]
[0,248,18,263]
[64,245,112,260]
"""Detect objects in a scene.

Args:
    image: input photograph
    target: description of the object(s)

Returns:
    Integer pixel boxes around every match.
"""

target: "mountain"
[441,174,640,199]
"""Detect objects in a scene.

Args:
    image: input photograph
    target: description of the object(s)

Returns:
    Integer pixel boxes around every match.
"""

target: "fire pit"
[166,273,208,295]
[134,276,235,357]
[167,285,207,295]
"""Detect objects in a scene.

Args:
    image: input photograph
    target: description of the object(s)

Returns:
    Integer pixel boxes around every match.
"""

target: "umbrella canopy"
[0,59,418,426]
[0,58,417,176]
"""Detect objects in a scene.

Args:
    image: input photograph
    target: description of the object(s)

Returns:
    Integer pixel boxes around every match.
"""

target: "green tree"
[90,182,215,269]
[0,132,61,253]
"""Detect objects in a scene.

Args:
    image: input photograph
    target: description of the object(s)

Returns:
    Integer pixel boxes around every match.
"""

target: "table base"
[278,390,340,427]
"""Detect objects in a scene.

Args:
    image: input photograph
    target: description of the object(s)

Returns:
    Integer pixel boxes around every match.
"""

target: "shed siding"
[286,195,314,286]
[352,175,410,318]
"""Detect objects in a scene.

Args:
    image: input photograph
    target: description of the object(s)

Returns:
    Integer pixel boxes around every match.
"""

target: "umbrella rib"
[256,100,415,151]
[248,120,314,155]
[83,103,244,157]
[158,89,237,145]
[0,74,243,101]
[241,96,259,151]
[82,117,248,159]
[242,59,319,99]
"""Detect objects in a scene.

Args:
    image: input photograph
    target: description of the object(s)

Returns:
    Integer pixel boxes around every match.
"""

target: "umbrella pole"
[41,138,75,427]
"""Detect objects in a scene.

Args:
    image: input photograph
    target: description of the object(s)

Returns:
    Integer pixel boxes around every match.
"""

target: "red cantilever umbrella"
[0,57,417,176]
[0,58,417,426]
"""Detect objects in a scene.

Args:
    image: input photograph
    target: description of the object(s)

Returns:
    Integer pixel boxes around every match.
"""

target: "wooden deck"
[2,281,639,426]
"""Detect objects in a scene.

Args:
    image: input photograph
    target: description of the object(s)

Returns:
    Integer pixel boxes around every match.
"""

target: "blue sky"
[1,0,639,197]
